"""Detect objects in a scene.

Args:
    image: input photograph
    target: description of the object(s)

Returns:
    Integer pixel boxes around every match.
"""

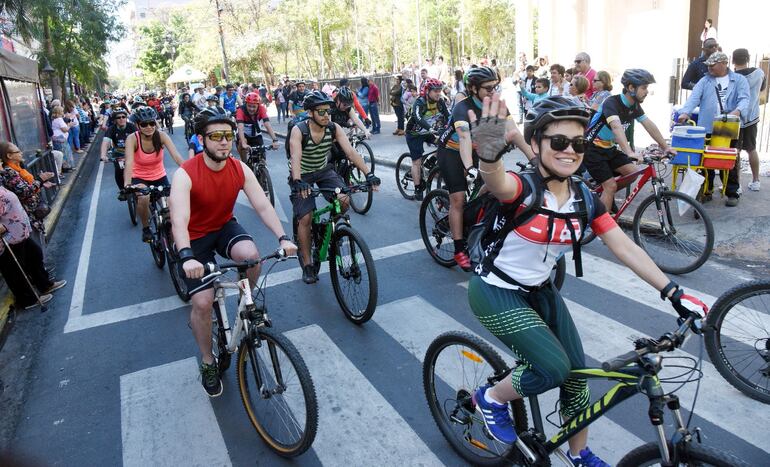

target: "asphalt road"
[0,120,768,466]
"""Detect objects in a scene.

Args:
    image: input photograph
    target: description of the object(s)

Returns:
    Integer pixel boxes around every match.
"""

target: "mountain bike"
[109,152,137,226]
[162,104,174,134]
[582,147,714,275]
[246,144,276,206]
[419,170,567,290]
[291,184,378,324]
[182,114,194,141]
[201,250,318,457]
[125,184,189,301]
[333,145,374,215]
[423,313,749,466]
[347,128,375,173]
[705,279,770,404]
[396,144,439,200]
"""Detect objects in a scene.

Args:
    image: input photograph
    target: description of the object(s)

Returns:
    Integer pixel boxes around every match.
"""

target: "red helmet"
[245,92,261,105]
[420,78,444,97]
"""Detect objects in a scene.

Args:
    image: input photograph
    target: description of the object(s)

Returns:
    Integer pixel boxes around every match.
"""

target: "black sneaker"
[414,184,424,201]
[118,191,127,201]
[200,362,223,397]
[142,227,153,243]
[302,264,317,284]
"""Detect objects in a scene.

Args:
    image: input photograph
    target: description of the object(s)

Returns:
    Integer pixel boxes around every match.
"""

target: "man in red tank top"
[170,106,297,397]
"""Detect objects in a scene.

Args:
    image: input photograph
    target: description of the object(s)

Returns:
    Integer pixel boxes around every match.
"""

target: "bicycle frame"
[213,275,259,354]
[593,160,664,219]
[310,198,345,263]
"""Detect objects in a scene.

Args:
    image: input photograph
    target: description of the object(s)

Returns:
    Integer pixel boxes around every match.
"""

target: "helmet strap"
[471,95,483,108]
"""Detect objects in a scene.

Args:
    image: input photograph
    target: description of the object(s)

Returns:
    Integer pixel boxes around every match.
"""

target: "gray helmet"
[193,106,235,136]
[134,106,158,123]
[464,66,499,88]
[335,87,354,104]
[133,96,144,104]
[523,96,592,144]
[303,90,334,110]
[620,69,656,88]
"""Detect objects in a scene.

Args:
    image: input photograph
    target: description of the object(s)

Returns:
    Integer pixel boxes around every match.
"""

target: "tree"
[136,21,175,88]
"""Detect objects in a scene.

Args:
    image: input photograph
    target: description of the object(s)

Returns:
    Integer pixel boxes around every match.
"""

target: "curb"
[0,131,103,346]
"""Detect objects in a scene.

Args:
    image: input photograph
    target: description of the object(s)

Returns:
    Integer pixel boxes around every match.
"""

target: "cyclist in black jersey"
[100,107,138,196]
[329,87,371,138]
[466,95,706,466]
[436,66,533,270]
[405,78,449,200]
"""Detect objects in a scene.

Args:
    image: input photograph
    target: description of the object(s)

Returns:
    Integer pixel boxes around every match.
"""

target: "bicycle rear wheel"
[632,191,714,274]
[705,280,770,404]
[149,215,166,269]
[256,165,275,206]
[396,152,416,200]
[329,225,378,324]
[423,331,527,466]
[127,193,138,226]
[618,441,750,466]
[419,189,456,267]
[237,326,318,457]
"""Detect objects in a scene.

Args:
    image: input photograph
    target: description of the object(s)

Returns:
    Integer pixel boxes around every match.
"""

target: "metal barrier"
[25,148,61,207]
[318,74,398,113]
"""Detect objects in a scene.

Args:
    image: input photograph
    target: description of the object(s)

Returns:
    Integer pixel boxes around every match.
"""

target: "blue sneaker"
[570,447,610,467]
[472,386,518,445]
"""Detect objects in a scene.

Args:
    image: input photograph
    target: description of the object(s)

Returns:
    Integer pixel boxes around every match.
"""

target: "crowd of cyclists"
[93,60,717,466]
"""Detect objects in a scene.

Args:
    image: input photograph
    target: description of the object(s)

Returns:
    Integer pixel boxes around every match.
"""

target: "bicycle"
[246,144,277,206]
[200,250,318,457]
[108,152,137,226]
[291,184,378,324]
[182,114,195,141]
[162,104,174,134]
[419,169,567,290]
[705,279,770,404]
[395,144,439,200]
[423,313,750,466]
[125,184,189,301]
[347,128,376,173]
[581,147,714,275]
[333,145,374,215]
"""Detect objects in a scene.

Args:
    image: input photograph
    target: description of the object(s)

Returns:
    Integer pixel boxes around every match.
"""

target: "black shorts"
[131,175,170,188]
[437,146,476,194]
[736,123,758,152]
[183,218,254,296]
[290,165,347,219]
[405,133,435,160]
[583,144,634,185]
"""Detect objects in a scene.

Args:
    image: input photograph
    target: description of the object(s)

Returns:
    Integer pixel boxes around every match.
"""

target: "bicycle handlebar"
[200,249,297,281]
[124,184,170,197]
[601,313,701,372]
[294,184,371,197]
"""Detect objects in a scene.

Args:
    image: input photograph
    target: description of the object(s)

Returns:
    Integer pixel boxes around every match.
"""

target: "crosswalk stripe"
[120,357,232,467]
[284,324,443,466]
[372,296,644,465]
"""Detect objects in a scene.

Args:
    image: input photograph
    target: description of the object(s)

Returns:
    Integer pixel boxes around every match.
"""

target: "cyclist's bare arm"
[262,120,279,145]
[335,123,371,175]
[240,161,290,242]
[348,108,369,135]
[640,119,673,152]
[160,131,186,165]
[122,133,136,187]
[289,126,304,182]
[169,169,193,251]
[600,226,674,294]
[100,138,112,160]
[608,119,637,159]
[456,123,475,171]
[237,122,248,148]
[504,120,536,161]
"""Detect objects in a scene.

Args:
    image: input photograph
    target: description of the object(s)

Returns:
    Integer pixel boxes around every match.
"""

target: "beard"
[204,146,230,162]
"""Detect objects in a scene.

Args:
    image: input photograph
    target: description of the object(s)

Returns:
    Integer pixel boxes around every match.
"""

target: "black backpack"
[285,117,337,159]
[467,170,596,285]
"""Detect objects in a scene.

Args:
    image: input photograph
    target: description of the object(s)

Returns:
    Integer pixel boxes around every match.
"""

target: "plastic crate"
[702,147,737,170]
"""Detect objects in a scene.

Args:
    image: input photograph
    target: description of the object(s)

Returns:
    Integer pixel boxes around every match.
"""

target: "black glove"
[366,172,381,187]
[667,287,707,321]
[291,179,311,193]
[364,118,372,127]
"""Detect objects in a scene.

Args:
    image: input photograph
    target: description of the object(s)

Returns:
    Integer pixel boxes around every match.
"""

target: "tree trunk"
[43,17,62,100]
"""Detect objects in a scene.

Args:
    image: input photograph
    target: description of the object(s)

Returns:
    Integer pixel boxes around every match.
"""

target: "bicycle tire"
[127,193,138,226]
[329,224,378,324]
[617,441,750,467]
[632,191,714,274]
[211,302,231,374]
[166,116,174,134]
[705,280,770,404]
[256,165,275,206]
[237,326,318,457]
[396,152,416,200]
[354,140,375,173]
[165,232,190,302]
[149,214,166,269]
[423,331,528,466]
[345,164,373,215]
[426,166,444,193]
[419,189,456,267]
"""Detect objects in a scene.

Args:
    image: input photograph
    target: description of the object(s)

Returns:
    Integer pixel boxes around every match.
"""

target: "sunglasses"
[206,130,235,142]
[314,109,331,116]
[139,121,156,128]
[574,59,584,64]
[114,115,127,119]
[541,134,587,153]
[479,84,500,93]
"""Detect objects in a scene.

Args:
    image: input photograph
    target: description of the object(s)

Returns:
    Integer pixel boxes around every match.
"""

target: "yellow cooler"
[710,114,740,148]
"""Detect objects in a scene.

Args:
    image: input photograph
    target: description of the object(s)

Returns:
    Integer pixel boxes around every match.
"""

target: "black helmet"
[193,106,235,136]
[206,94,220,102]
[134,106,158,123]
[523,96,592,144]
[133,96,144,104]
[112,107,128,117]
[464,66,499,88]
[620,69,656,88]
[335,87,354,104]
[303,90,334,110]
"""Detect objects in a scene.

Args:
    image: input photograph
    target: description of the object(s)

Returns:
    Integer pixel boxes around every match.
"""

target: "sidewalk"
[270,110,770,264]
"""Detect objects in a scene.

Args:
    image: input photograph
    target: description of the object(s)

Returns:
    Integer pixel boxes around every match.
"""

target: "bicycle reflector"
[461,350,483,363]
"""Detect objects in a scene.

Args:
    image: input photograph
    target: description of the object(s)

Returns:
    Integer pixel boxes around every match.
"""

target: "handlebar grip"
[203,262,217,275]
[601,350,641,372]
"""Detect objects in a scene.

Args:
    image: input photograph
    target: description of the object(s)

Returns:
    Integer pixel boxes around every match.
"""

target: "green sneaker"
[200,362,223,397]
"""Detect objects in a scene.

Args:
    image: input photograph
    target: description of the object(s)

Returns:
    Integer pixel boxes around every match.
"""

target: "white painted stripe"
[66,161,105,324]
[236,191,289,223]
[64,239,424,333]
[120,357,231,467]
[373,296,643,465]
[285,324,442,466]
[563,298,770,455]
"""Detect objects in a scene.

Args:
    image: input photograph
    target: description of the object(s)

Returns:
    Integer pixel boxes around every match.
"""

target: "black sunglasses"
[541,134,587,153]
[139,121,156,128]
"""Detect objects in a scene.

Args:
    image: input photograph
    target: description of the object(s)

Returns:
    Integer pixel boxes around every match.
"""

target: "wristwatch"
[278,234,291,243]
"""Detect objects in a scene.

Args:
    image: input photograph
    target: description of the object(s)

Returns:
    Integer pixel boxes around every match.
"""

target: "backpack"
[467,170,596,286]
[285,116,337,159]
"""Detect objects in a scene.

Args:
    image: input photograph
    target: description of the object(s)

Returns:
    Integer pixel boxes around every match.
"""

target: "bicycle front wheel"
[354,140,375,173]
[329,225,378,324]
[705,280,770,404]
[165,235,190,302]
[632,191,714,274]
[396,152,416,200]
[426,166,444,193]
[419,189,455,267]
[127,193,138,226]
[237,327,318,457]
[345,164,373,215]
[618,441,750,466]
[149,215,166,269]
[423,331,527,466]
[211,302,231,373]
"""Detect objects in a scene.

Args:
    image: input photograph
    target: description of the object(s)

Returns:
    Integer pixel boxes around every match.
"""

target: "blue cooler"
[670,125,706,165]
[671,106,699,131]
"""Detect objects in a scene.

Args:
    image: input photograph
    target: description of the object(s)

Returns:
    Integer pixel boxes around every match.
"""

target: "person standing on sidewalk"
[365,77,381,134]
[732,48,766,192]
[390,74,405,135]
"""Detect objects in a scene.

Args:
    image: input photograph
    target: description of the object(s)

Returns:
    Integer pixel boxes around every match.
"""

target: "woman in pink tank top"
[124,107,186,242]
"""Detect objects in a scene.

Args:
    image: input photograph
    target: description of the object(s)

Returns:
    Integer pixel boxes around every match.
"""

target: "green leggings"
[468,275,590,420]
